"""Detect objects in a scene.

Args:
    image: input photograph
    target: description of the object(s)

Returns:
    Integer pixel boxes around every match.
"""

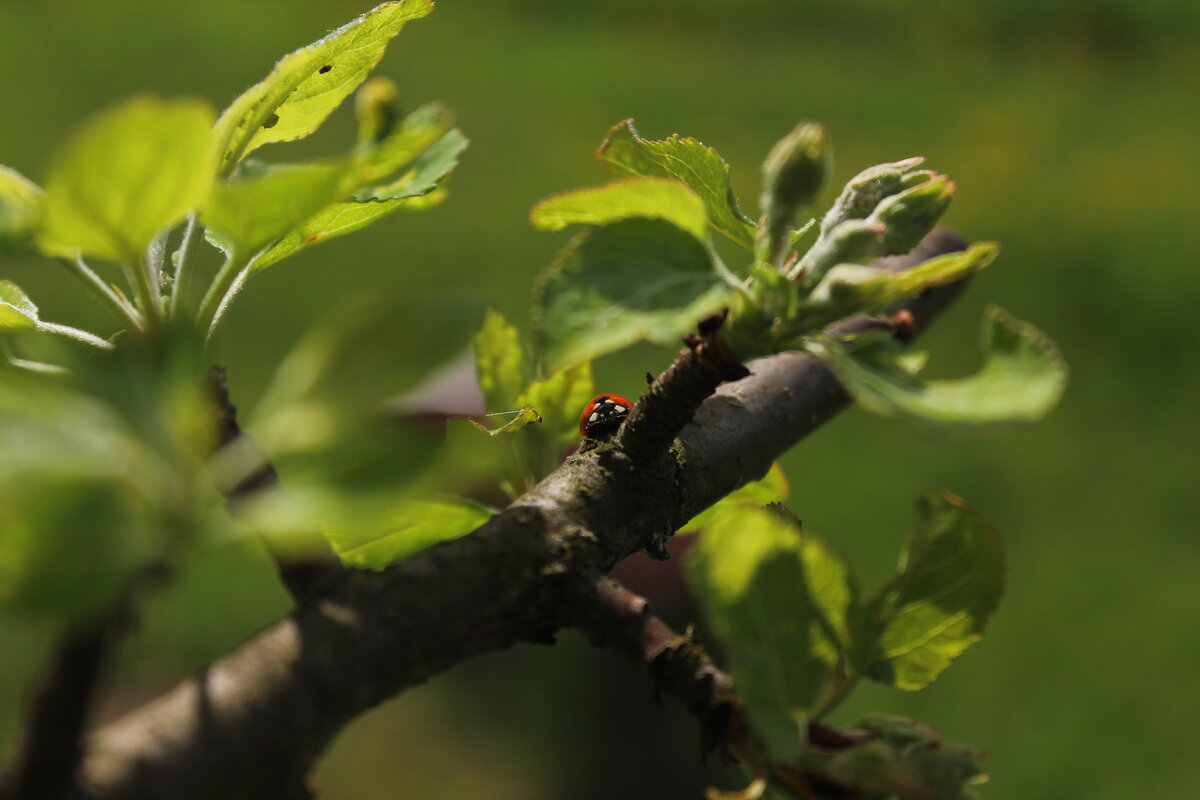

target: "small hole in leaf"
[319,64,332,74]
[262,113,280,129]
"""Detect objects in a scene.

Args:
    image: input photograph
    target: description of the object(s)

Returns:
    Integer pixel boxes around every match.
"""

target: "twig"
[7,619,115,800]
[206,366,346,602]
[569,575,739,758]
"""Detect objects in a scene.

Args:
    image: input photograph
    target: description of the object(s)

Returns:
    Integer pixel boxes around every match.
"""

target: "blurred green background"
[2,1,1199,798]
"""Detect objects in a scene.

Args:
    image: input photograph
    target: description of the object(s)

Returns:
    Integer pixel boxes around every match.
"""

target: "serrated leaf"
[686,505,855,761]
[531,177,708,242]
[678,462,790,534]
[0,280,39,331]
[214,0,434,172]
[204,162,345,257]
[324,496,492,570]
[859,492,1005,690]
[599,120,755,250]
[0,166,43,249]
[38,96,215,263]
[533,218,728,370]
[812,305,1067,439]
[473,308,529,413]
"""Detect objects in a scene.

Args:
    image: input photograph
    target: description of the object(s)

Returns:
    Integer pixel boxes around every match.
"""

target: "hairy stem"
[57,257,143,331]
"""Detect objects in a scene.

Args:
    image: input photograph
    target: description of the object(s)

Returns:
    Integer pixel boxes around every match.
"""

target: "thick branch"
[79,230,968,800]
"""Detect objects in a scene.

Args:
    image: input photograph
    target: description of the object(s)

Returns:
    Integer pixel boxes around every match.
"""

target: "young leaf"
[810,305,1067,439]
[686,505,855,761]
[531,177,708,242]
[354,127,467,201]
[204,162,346,257]
[533,218,728,370]
[213,0,434,173]
[858,492,1005,690]
[473,309,530,413]
[38,96,215,263]
[520,362,594,446]
[599,120,755,250]
[323,496,492,570]
[250,127,465,272]
[678,462,790,534]
[0,166,43,250]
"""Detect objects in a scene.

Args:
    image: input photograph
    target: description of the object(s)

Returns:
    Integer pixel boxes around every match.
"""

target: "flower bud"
[758,122,829,265]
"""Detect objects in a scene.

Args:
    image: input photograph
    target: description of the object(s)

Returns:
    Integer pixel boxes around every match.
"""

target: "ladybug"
[579,394,633,439]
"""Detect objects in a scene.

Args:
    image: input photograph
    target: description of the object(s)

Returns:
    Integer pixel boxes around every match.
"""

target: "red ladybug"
[579,394,633,439]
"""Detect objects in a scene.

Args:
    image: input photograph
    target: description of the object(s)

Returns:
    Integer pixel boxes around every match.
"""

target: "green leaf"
[0,472,148,622]
[802,242,998,325]
[686,505,855,761]
[0,280,38,331]
[811,305,1067,439]
[213,0,434,173]
[678,462,790,534]
[519,362,595,447]
[0,280,112,349]
[324,496,492,570]
[248,126,466,272]
[249,191,441,273]
[859,492,1005,690]
[38,96,215,263]
[352,102,454,187]
[533,218,728,370]
[473,308,530,413]
[531,177,708,242]
[204,162,345,257]
[599,120,755,250]
[0,166,43,250]
[355,127,467,201]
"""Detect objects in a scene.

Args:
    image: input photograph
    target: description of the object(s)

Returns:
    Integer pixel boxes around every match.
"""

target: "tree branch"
[569,575,738,758]
[77,230,969,800]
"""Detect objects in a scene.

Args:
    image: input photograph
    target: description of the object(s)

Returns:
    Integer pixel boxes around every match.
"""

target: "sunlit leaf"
[533,218,728,370]
[214,0,434,172]
[531,177,708,242]
[811,305,1067,438]
[519,361,595,446]
[473,308,530,413]
[599,120,755,250]
[204,162,345,257]
[39,96,215,263]
[686,505,855,761]
[678,462,789,534]
[0,166,43,250]
[247,127,466,272]
[0,280,38,331]
[858,492,1005,690]
[324,495,492,570]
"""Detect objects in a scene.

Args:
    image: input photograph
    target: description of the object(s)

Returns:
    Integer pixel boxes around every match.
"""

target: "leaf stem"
[37,321,115,350]
[57,256,144,331]
[124,253,162,331]
[170,214,202,319]
[197,250,251,337]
